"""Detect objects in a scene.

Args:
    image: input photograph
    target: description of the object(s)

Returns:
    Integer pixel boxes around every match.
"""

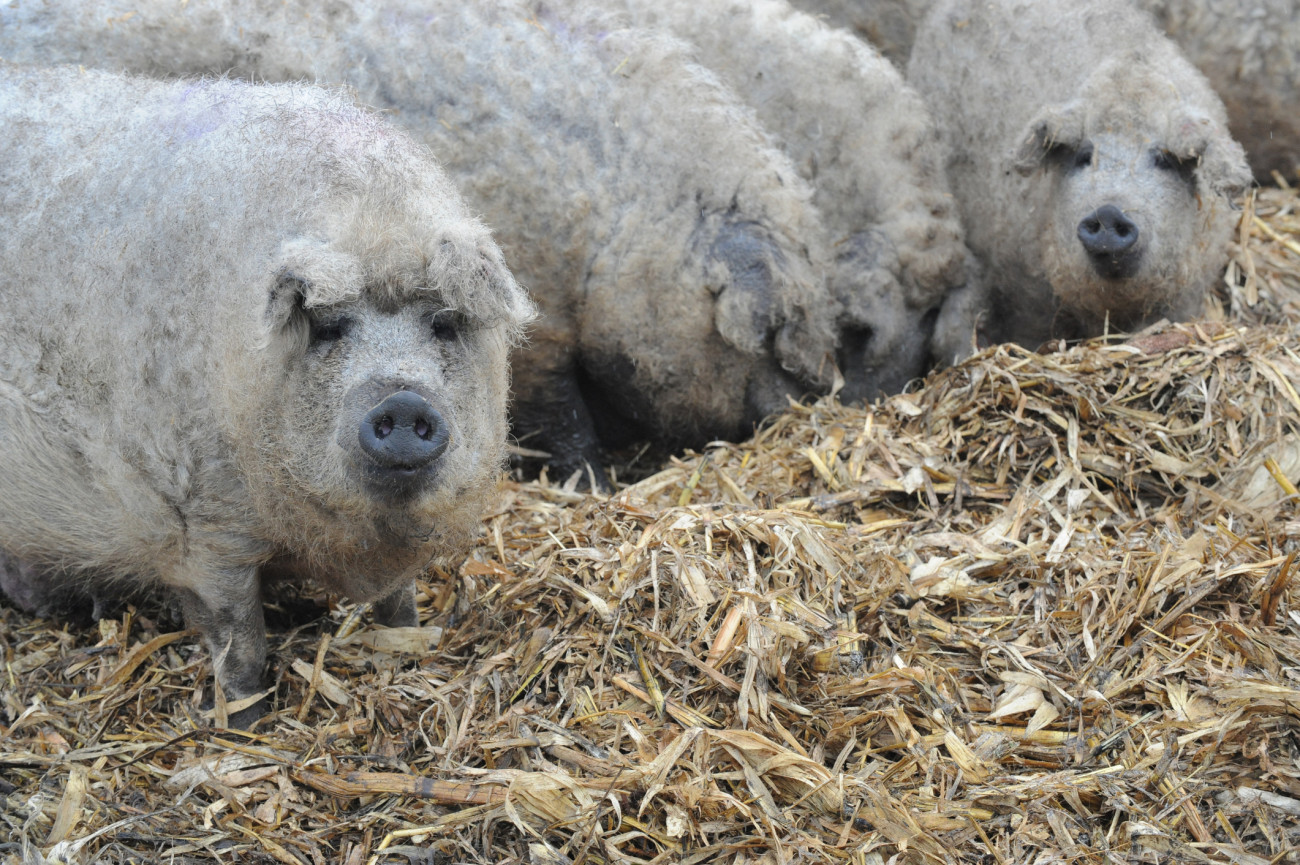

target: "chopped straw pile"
[5,192,1300,865]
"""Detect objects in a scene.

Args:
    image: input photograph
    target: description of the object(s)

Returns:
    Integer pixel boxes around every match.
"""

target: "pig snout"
[359,391,450,473]
[1077,204,1141,278]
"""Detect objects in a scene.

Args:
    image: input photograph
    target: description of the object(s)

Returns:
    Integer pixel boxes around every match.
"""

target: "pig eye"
[310,315,352,346]
[429,309,468,341]
[1153,149,1197,185]
[1154,149,1187,171]
[1071,146,1094,170]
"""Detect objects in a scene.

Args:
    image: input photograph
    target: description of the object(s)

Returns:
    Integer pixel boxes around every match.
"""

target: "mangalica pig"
[0,64,534,724]
[1138,0,1300,184]
[908,0,1252,347]
[584,0,983,400]
[0,0,842,485]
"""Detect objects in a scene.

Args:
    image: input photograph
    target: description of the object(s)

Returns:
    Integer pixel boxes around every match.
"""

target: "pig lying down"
[589,0,983,401]
[0,64,534,724]
[909,0,1252,347]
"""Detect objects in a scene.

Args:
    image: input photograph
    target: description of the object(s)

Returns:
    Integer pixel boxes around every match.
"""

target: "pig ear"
[257,269,311,354]
[425,241,537,343]
[265,269,308,332]
[1167,112,1254,199]
[273,238,363,311]
[1012,101,1086,175]
[705,222,782,356]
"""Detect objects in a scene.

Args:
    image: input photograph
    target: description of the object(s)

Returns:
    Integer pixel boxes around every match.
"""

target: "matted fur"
[581,0,982,400]
[1139,0,1300,183]
[792,0,931,67]
[908,0,1252,347]
[0,64,533,716]
[0,0,843,480]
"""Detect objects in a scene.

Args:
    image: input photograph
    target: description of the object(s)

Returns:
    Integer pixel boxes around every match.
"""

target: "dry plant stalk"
[3,191,1300,864]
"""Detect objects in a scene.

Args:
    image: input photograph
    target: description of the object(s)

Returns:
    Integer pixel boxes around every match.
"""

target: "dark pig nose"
[358,391,450,471]
[1078,205,1140,274]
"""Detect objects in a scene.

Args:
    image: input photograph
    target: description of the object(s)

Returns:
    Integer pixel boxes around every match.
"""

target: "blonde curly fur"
[908,0,1251,346]
[574,0,982,397]
[0,64,533,714]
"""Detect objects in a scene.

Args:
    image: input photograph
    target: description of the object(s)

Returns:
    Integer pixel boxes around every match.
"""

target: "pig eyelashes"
[426,309,470,341]
[1044,141,1094,171]
[309,314,354,347]
[301,309,472,352]
[1153,148,1197,184]
[1047,143,1196,184]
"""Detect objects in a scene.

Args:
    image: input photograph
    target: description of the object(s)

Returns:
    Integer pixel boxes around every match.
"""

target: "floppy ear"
[273,237,364,312]
[704,221,783,356]
[263,238,364,350]
[1166,111,1253,199]
[1012,101,1086,175]
[265,268,307,333]
[425,239,537,344]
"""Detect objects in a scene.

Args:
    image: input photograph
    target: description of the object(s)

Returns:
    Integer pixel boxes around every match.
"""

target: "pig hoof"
[556,460,612,494]
[372,583,419,628]
[200,690,271,730]
[226,697,271,730]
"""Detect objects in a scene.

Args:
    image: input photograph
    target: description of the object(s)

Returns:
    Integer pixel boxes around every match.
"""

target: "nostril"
[358,391,449,473]
[1078,204,1139,257]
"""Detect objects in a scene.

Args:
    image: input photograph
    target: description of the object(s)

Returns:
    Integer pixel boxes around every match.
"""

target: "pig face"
[237,232,522,601]
[827,227,944,402]
[1012,59,1251,335]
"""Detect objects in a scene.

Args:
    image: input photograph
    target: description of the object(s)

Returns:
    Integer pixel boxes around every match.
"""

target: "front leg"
[372,581,419,628]
[929,258,990,369]
[510,346,611,492]
[174,566,268,729]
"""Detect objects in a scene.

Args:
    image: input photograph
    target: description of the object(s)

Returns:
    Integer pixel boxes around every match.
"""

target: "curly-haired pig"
[908,0,1252,347]
[1138,0,1300,184]
[0,0,843,485]
[584,0,983,399]
[0,64,534,724]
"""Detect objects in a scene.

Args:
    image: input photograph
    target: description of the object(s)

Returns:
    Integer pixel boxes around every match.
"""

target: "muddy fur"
[0,64,533,720]
[584,0,982,399]
[792,0,930,67]
[1138,0,1300,184]
[0,0,843,481]
[908,0,1252,347]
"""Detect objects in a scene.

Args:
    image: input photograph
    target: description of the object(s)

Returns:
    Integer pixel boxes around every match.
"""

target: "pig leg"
[512,365,611,492]
[0,552,109,619]
[372,581,418,628]
[174,567,269,728]
[0,550,54,616]
[929,262,990,367]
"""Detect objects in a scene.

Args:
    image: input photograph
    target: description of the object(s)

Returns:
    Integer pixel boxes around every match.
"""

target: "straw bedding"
[3,190,1300,863]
